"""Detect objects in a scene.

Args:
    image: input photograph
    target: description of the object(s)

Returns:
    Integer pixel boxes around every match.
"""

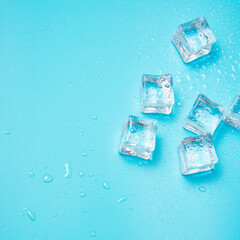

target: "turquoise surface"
[0,1,240,239]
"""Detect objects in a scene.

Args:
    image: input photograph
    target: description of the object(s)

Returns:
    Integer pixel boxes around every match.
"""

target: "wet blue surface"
[0,0,240,239]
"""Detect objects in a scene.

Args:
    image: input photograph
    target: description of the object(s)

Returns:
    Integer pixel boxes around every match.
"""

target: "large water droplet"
[91,232,96,237]
[118,195,128,203]
[43,174,53,183]
[25,208,36,222]
[102,182,110,190]
[199,186,206,192]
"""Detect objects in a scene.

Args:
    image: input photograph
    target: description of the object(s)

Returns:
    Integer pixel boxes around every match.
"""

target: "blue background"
[0,0,240,239]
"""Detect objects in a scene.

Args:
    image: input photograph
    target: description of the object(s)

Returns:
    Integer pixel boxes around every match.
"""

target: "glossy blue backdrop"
[0,0,240,239]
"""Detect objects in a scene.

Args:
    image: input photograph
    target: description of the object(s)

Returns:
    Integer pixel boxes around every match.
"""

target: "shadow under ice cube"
[172,17,216,63]
[119,116,157,160]
[184,94,224,135]
[141,74,174,114]
[178,135,218,175]
[224,93,240,130]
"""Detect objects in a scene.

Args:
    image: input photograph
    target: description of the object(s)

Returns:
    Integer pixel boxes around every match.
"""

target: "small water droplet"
[79,171,85,177]
[68,80,72,84]
[89,172,94,177]
[138,161,143,166]
[112,81,116,85]
[80,132,84,136]
[53,213,58,218]
[43,164,48,169]
[223,178,227,182]
[199,186,206,192]
[25,208,36,222]
[55,195,60,199]
[102,182,110,190]
[80,192,86,197]
[64,161,72,178]
[91,115,97,120]
[91,232,96,237]
[3,130,11,135]
[162,122,166,126]
[100,195,104,199]
[118,195,128,203]
[82,208,87,213]
[29,171,35,177]
[90,147,95,151]
[81,152,87,157]
[43,174,53,183]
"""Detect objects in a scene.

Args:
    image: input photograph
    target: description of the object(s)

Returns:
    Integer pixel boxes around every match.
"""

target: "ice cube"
[184,94,224,135]
[224,93,240,130]
[141,74,174,114]
[119,115,157,160]
[172,17,216,63]
[178,134,218,175]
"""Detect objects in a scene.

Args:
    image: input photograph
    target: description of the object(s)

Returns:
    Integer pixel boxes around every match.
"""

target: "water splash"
[25,208,36,222]
[118,196,128,203]
[102,182,110,190]
[43,174,53,183]
[199,186,206,192]
[64,161,72,178]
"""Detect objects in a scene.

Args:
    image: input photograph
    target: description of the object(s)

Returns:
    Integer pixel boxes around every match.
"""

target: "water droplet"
[25,208,36,222]
[223,178,227,182]
[112,81,116,85]
[89,172,94,177]
[199,186,206,192]
[29,171,35,178]
[53,213,58,218]
[64,161,72,178]
[118,195,128,203]
[43,164,48,169]
[91,115,97,120]
[138,161,143,166]
[90,147,95,151]
[81,152,87,157]
[130,127,137,133]
[80,132,84,136]
[102,182,110,190]
[43,174,53,183]
[91,232,96,237]
[3,130,11,135]
[100,195,104,199]
[68,80,72,84]
[238,178,240,182]
[55,195,60,199]
[79,171,85,177]
[82,208,87,213]
[162,122,166,126]
[80,192,86,197]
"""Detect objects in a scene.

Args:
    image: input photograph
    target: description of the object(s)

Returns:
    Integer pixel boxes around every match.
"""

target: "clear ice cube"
[119,115,157,160]
[178,134,218,175]
[141,74,174,114]
[224,93,240,130]
[184,94,224,135]
[172,17,217,63]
